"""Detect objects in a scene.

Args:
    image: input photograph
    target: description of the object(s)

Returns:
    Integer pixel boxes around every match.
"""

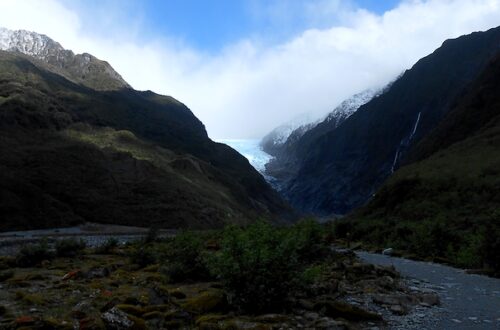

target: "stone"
[372,294,418,307]
[85,267,110,279]
[148,286,170,305]
[15,315,36,326]
[389,304,407,315]
[254,314,289,323]
[72,300,93,319]
[303,312,320,320]
[417,293,440,306]
[222,318,271,330]
[62,270,82,281]
[181,289,227,314]
[101,307,134,329]
[314,300,383,321]
[169,289,187,299]
[382,248,394,256]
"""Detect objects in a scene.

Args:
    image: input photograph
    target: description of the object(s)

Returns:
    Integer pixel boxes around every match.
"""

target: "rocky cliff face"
[0,27,129,90]
[267,26,500,216]
[262,88,380,196]
[0,29,292,231]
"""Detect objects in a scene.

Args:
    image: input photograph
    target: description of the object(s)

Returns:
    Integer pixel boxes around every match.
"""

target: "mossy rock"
[41,317,73,330]
[23,273,47,281]
[181,289,227,314]
[116,304,145,317]
[314,300,382,321]
[128,315,147,330]
[142,311,165,320]
[15,291,46,305]
[0,270,14,282]
[196,314,230,328]
[142,265,159,272]
[221,318,271,330]
[142,304,172,313]
[169,289,187,299]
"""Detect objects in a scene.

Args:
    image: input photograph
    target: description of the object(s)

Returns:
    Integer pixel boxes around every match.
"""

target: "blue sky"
[63,0,401,52]
[2,0,499,138]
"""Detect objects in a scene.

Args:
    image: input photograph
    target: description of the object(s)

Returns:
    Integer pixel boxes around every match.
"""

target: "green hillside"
[0,51,292,231]
[337,56,500,275]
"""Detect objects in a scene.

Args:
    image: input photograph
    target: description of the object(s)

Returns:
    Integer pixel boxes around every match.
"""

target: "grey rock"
[101,307,134,329]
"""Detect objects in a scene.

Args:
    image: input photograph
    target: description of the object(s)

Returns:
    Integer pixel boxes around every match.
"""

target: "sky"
[0,0,499,139]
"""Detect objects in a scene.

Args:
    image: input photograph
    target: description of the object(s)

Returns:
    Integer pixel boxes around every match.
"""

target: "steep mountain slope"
[260,114,319,156]
[261,89,378,158]
[0,27,129,91]
[263,88,381,193]
[0,35,291,231]
[276,26,500,215]
[338,54,500,273]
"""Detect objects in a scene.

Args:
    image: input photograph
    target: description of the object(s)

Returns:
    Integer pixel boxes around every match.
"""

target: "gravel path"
[357,251,500,329]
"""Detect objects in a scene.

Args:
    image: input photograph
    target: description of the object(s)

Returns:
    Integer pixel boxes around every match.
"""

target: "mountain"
[260,114,319,156]
[339,54,500,273]
[269,26,500,216]
[262,88,380,194]
[0,29,292,231]
[0,27,129,91]
[261,89,379,157]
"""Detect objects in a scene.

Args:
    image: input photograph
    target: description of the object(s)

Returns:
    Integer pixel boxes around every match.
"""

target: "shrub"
[160,231,210,283]
[207,221,299,313]
[290,219,330,262]
[144,226,159,244]
[16,240,53,267]
[130,246,157,268]
[55,238,86,257]
[94,238,119,254]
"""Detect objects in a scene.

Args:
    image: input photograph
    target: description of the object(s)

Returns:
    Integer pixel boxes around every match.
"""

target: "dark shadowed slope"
[338,55,500,273]
[271,26,500,216]
[0,50,292,231]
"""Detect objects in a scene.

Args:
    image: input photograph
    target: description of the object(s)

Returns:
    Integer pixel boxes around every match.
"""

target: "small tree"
[208,221,299,313]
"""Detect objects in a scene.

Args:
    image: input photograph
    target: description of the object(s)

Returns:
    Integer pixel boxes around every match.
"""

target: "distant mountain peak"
[324,88,380,123]
[0,27,129,91]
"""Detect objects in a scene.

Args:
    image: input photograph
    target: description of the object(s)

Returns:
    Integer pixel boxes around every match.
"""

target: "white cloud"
[0,0,499,138]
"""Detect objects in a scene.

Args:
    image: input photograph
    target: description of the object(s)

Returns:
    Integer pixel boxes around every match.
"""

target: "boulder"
[382,248,394,256]
[181,289,227,314]
[101,307,134,329]
[314,300,383,321]
[417,293,440,306]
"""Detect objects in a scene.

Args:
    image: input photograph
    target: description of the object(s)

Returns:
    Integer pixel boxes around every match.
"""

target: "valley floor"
[358,252,500,329]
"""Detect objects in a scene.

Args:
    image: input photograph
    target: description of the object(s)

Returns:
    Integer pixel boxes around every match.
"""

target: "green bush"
[207,221,300,313]
[160,231,210,283]
[55,238,86,257]
[16,240,53,267]
[130,246,157,268]
[290,219,330,262]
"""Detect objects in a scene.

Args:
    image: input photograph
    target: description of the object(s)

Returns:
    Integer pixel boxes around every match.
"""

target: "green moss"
[181,289,227,314]
[116,304,145,317]
[15,291,46,305]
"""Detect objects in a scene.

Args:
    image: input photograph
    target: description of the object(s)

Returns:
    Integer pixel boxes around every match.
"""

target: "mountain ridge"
[266,26,500,216]
[0,31,293,231]
[0,27,130,91]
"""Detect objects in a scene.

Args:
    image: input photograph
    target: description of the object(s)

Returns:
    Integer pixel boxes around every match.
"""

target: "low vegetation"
[0,221,428,329]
